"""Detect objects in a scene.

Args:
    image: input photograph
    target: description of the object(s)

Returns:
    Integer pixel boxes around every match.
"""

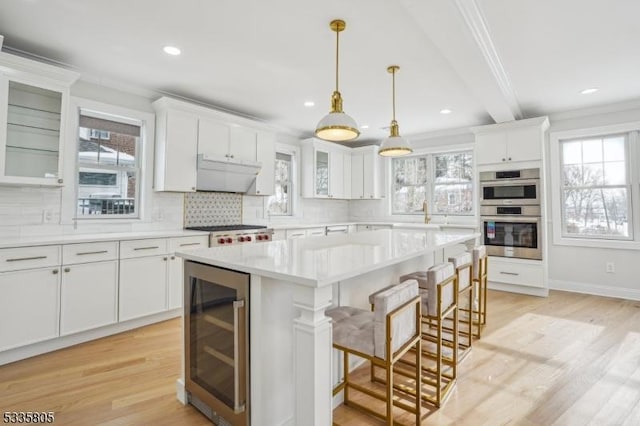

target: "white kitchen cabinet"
[472,116,549,166]
[351,146,386,199]
[0,52,79,186]
[272,230,286,241]
[488,257,544,289]
[167,236,208,310]
[198,117,257,163]
[286,229,308,239]
[119,255,168,321]
[59,241,119,335]
[306,227,326,237]
[60,261,118,335]
[153,104,198,192]
[248,130,276,196]
[301,138,351,199]
[0,267,60,352]
[356,224,393,232]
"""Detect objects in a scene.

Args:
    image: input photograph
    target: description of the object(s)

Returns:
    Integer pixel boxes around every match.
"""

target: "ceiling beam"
[400,0,521,123]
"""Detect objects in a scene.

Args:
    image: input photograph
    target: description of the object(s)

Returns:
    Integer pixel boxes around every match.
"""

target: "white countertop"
[0,229,209,249]
[270,221,477,231]
[177,229,479,288]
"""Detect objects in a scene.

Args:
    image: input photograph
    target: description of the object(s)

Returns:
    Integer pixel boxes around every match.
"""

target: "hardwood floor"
[1,290,640,425]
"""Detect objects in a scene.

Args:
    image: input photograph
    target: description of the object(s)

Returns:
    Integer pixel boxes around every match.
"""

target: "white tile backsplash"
[184,192,243,227]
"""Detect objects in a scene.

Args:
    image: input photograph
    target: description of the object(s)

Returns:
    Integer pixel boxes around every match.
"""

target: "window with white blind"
[392,150,474,216]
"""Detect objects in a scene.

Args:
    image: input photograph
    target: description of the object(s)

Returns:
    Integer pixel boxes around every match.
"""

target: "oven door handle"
[481,216,541,223]
[481,178,540,187]
[233,299,247,414]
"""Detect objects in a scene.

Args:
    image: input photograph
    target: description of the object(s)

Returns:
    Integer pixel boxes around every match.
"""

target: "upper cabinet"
[301,138,352,199]
[471,116,550,166]
[0,52,79,186]
[152,97,276,194]
[351,145,386,199]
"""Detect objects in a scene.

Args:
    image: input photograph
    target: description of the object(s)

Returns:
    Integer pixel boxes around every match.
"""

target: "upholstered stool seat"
[332,280,422,425]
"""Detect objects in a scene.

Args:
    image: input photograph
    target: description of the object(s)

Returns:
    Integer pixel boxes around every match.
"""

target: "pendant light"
[315,19,360,142]
[378,65,412,157]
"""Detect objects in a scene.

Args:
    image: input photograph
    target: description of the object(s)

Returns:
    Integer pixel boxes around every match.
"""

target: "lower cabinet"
[60,261,118,335]
[119,255,169,321]
[0,267,60,352]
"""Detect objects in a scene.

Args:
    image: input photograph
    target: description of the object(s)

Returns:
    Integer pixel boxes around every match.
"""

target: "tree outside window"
[561,134,630,238]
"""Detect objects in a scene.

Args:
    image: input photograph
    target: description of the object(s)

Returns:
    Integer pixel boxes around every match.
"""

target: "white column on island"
[292,283,334,426]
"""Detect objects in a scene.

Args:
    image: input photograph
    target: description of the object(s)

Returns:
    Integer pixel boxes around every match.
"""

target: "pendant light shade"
[378,65,412,157]
[315,20,359,142]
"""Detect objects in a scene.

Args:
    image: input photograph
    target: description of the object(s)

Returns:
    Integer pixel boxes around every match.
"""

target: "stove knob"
[226,238,233,243]
[218,238,225,244]
[257,235,263,241]
[238,236,245,242]
[246,236,252,242]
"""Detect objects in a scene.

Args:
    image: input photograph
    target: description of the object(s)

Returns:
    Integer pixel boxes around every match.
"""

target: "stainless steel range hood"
[196,154,262,193]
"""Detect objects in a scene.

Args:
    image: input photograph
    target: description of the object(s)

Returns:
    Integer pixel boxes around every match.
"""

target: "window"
[267,152,293,216]
[433,152,473,214]
[560,134,630,239]
[392,150,473,215]
[76,111,141,217]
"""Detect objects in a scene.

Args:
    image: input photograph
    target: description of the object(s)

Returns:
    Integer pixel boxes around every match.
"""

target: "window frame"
[60,97,155,225]
[390,147,475,217]
[264,143,300,220]
[550,122,640,250]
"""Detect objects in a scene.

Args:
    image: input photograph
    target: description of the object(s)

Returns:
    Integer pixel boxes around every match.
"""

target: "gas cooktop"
[185,224,268,232]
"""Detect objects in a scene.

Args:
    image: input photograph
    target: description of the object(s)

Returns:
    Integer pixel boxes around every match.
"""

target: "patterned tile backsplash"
[184,192,243,227]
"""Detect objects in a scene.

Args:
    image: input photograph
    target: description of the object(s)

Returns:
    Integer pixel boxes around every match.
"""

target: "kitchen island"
[177,228,479,426]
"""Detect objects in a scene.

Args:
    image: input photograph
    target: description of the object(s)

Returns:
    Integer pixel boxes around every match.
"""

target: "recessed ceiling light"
[360,124,369,129]
[580,88,598,95]
[163,45,181,56]
[304,101,315,107]
[440,109,452,114]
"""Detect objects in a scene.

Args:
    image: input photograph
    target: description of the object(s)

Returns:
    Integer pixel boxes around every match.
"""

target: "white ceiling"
[0,0,638,143]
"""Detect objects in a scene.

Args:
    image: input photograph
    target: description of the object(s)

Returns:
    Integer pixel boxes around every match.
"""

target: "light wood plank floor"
[1,290,640,425]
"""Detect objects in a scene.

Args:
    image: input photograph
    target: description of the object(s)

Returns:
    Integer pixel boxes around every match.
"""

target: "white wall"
[546,103,640,300]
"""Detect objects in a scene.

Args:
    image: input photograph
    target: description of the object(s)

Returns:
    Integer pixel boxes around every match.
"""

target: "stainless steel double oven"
[480,168,542,260]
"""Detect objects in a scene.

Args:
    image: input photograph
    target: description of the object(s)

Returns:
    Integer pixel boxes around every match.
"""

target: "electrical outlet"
[606,262,615,273]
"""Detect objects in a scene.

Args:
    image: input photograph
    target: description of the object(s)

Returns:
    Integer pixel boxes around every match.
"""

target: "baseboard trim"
[549,279,640,301]
[488,281,549,297]
[0,309,181,366]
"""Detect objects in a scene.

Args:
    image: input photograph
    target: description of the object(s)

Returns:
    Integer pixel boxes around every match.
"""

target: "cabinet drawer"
[0,245,61,272]
[306,227,326,237]
[286,229,307,239]
[169,235,209,252]
[119,239,168,259]
[488,258,544,288]
[63,241,118,265]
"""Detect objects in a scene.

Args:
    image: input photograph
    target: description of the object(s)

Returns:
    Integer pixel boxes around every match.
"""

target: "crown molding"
[454,0,522,119]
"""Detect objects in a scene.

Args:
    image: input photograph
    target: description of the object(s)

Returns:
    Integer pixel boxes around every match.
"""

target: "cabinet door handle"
[256,190,261,194]
[52,269,59,275]
[508,157,512,161]
[171,256,176,260]
[179,242,201,247]
[64,267,70,273]
[133,246,160,251]
[502,158,506,162]
[76,250,108,256]
[58,178,64,184]
[6,256,47,262]
[163,257,168,261]
[499,271,519,276]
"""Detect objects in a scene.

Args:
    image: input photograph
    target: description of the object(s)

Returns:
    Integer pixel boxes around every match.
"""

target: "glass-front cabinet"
[0,52,79,186]
[315,149,329,197]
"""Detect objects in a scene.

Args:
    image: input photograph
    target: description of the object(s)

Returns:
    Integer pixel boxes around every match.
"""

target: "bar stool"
[331,280,422,425]
[447,252,473,360]
[398,262,458,407]
[472,245,488,338]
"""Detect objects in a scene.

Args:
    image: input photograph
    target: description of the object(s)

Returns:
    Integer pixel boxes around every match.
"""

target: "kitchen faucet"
[423,200,431,224]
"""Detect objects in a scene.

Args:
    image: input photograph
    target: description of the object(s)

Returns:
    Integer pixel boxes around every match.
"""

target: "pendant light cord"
[391,68,396,121]
[335,29,340,92]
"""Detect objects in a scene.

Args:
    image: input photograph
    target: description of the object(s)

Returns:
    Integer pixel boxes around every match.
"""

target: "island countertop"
[177,229,479,288]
